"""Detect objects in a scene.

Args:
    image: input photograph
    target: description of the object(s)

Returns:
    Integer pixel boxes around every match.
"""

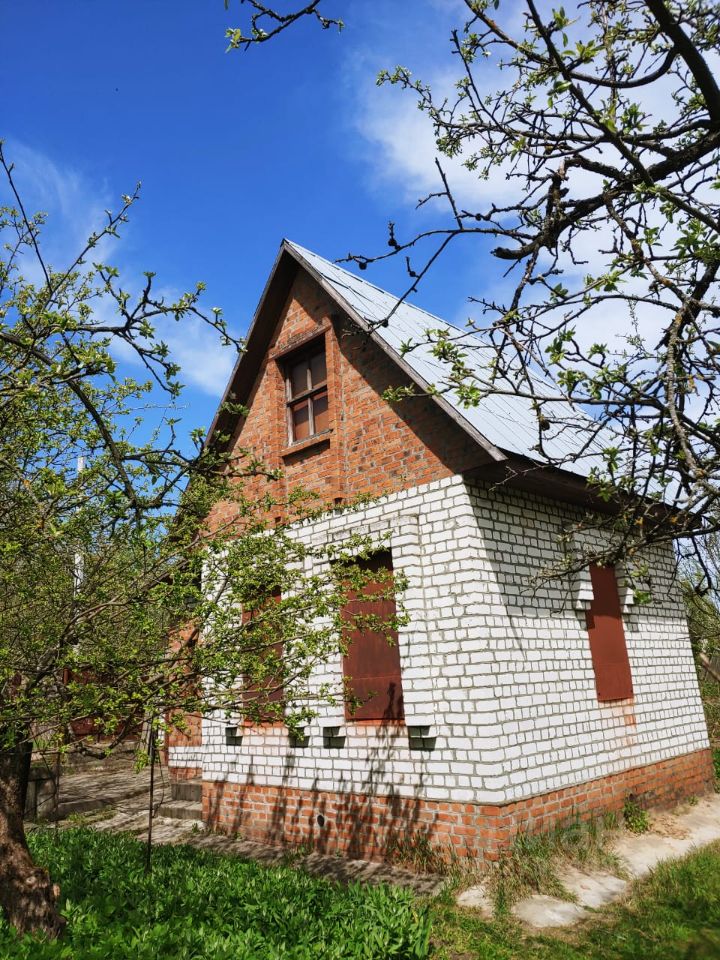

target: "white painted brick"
[168,474,710,809]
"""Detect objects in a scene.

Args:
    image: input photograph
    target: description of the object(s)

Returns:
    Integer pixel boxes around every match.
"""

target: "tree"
[226,0,720,586]
[223,0,342,49]
[0,143,393,938]
[682,541,720,746]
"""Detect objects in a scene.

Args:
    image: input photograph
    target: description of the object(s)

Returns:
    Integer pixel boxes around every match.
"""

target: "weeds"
[0,828,431,959]
[65,812,90,827]
[281,840,315,865]
[623,796,650,834]
[486,812,621,913]
[432,840,720,960]
[65,807,116,827]
[385,832,452,875]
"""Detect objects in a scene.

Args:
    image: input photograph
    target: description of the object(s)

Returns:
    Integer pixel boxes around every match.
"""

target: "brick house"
[167,240,713,860]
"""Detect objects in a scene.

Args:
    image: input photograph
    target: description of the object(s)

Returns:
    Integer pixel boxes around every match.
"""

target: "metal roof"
[286,241,608,479]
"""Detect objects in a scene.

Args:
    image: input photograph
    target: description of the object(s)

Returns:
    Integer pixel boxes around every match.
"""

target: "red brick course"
[202,747,714,861]
[205,270,487,533]
[166,711,202,749]
[174,264,714,866]
[169,765,202,781]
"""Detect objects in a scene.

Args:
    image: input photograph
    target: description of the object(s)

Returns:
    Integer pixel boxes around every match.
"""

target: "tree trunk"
[0,741,65,939]
[699,652,720,685]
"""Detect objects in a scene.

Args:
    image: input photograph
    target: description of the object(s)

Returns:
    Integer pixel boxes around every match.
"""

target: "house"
[166,240,713,861]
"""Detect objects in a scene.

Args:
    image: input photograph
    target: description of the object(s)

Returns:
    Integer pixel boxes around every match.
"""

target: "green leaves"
[0,830,432,959]
[0,142,380,763]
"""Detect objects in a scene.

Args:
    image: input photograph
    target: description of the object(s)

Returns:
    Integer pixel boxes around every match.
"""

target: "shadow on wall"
[203,724,449,864]
[467,480,643,760]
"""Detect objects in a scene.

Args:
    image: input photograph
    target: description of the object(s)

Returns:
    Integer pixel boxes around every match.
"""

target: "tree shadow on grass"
[1,827,431,959]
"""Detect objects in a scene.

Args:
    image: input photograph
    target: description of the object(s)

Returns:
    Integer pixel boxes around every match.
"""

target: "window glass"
[291,399,310,441]
[313,391,329,433]
[290,360,308,398]
[310,351,327,387]
[285,342,329,443]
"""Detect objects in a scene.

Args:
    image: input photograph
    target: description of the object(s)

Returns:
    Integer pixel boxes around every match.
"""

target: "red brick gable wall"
[207,269,487,531]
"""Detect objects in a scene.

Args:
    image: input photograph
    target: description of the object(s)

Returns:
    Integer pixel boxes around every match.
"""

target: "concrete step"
[156,800,203,822]
[171,779,202,803]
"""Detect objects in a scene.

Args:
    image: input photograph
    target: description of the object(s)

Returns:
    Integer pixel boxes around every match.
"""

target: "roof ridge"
[206,236,610,483]
[284,238,472,337]
[284,238,609,476]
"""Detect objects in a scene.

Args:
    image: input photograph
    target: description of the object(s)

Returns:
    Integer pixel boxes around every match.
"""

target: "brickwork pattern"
[204,270,484,535]
[202,747,714,860]
[168,765,202,782]
[167,266,712,863]
[172,475,709,807]
[171,474,711,852]
[166,712,202,749]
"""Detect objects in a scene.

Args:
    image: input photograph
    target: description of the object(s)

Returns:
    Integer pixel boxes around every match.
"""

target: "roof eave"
[205,241,299,452]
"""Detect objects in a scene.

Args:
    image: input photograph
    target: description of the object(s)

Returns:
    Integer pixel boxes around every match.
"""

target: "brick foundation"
[202,747,714,861]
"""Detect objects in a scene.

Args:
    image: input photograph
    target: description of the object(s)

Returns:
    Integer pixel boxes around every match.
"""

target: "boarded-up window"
[341,551,404,721]
[285,343,329,443]
[242,589,284,722]
[585,565,634,702]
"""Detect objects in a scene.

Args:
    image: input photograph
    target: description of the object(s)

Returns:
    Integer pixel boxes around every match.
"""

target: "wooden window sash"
[288,390,328,441]
[287,380,328,404]
[285,346,329,443]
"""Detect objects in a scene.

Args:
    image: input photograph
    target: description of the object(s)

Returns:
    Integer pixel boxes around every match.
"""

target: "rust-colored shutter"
[342,551,404,721]
[243,589,284,721]
[585,565,634,702]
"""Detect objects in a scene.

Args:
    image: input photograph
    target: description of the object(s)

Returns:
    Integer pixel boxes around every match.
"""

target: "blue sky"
[2,0,502,441]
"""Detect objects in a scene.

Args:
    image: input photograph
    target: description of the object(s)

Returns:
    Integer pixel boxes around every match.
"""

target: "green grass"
[0,829,430,959]
[5,829,720,960]
[698,673,720,745]
[432,840,720,959]
[621,796,649,835]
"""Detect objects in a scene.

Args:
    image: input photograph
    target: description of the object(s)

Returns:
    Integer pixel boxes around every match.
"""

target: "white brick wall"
[168,475,710,804]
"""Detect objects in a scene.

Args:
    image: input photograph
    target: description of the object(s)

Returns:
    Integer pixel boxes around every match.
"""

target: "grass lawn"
[3,829,720,959]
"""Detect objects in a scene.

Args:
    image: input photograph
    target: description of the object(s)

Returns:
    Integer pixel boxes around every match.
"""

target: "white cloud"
[155,310,238,397]
[1,140,235,397]
[354,64,523,211]
[348,1,533,212]
[348,1,718,362]
[0,139,116,277]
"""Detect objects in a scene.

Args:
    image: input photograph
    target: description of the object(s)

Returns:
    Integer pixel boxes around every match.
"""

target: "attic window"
[285,343,329,443]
